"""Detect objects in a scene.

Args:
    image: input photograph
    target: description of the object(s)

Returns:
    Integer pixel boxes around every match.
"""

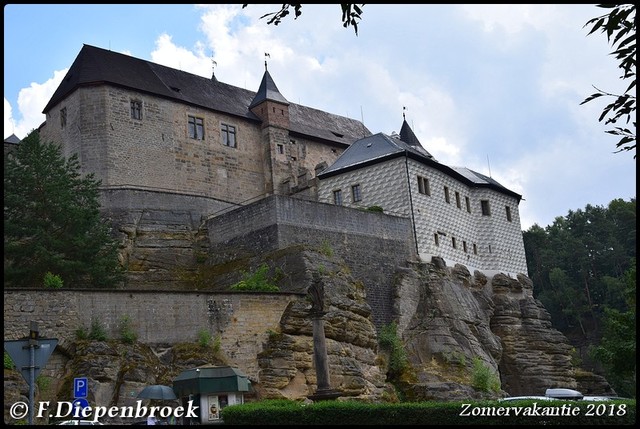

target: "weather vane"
[403,106,407,120]
[264,52,270,71]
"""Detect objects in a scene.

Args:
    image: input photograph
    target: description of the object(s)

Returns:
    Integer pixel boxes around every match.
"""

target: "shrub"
[471,356,501,392]
[230,263,280,292]
[197,328,212,348]
[378,322,409,379]
[89,319,107,341]
[119,315,137,344]
[44,271,63,288]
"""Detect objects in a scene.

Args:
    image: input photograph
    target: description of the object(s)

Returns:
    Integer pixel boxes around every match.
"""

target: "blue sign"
[74,377,88,398]
[72,398,90,416]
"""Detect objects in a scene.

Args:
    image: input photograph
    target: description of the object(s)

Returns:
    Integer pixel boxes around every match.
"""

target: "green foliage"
[245,4,365,35]
[582,4,636,156]
[378,322,409,380]
[4,130,124,288]
[230,263,280,292]
[589,262,636,398]
[89,318,107,341]
[4,352,15,369]
[43,271,63,289]
[470,356,501,393]
[366,205,384,213]
[319,240,333,257]
[118,315,138,344]
[197,328,212,348]
[221,398,636,425]
[75,325,88,340]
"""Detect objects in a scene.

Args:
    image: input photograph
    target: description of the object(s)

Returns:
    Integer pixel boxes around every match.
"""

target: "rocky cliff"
[6,246,614,424]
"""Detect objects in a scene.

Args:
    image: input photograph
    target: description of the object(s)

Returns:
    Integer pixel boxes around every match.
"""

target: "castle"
[37,44,527,277]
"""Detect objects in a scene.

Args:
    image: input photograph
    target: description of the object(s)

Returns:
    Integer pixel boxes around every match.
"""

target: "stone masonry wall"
[208,195,416,328]
[3,289,302,381]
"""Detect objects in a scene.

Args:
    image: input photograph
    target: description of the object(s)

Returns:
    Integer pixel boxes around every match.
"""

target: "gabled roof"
[4,134,21,144]
[43,44,370,147]
[318,130,521,200]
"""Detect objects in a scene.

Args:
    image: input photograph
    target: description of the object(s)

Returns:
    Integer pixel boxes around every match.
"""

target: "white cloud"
[4,69,67,140]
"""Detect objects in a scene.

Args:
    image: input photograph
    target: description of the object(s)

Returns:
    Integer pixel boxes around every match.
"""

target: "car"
[499,396,559,402]
[545,388,583,400]
[55,420,103,425]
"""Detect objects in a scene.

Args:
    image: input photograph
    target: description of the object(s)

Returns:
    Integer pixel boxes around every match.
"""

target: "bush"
[119,315,137,344]
[230,263,280,292]
[471,356,501,392]
[89,319,107,341]
[44,272,63,288]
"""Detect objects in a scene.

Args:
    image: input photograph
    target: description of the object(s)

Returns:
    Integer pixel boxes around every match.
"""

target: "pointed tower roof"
[397,119,434,159]
[249,69,289,109]
[399,119,421,148]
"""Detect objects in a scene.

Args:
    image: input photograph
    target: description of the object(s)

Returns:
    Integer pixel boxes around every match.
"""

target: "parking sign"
[74,377,88,398]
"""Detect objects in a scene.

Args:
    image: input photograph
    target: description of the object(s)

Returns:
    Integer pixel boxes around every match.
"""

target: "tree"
[581,4,636,157]
[4,130,123,288]
[589,261,636,398]
[243,4,365,35]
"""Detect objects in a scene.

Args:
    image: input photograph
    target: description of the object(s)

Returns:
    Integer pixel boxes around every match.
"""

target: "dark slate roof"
[318,131,521,200]
[4,134,21,144]
[43,44,370,147]
[249,69,289,108]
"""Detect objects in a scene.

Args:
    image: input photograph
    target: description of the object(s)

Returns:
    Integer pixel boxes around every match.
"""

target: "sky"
[4,4,636,230]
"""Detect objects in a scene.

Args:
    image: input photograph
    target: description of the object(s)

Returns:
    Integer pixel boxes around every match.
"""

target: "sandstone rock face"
[5,250,610,424]
[393,258,579,400]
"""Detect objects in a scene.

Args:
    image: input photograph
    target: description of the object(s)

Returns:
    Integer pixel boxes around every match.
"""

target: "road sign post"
[4,322,58,425]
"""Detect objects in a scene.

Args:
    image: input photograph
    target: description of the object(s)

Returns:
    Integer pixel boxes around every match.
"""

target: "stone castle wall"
[207,195,416,328]
[3,289,302,381]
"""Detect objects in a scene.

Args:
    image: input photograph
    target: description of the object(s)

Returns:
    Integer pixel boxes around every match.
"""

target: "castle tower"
[248,61,291,196]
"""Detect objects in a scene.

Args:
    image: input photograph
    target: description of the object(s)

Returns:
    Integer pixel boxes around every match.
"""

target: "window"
[417,176,430,195]
[505,206,512,222]
[60,107,67,129]
[473,244,478,255]
[481,200,491,216]
[221,123,236,147]
[188,115,204,140]
[131,100,142,120]
[434,233,439,246]
[277,144,284,154]
[452,237,457,249]
[465,196,471,213]
[463,241,468,253]
[333,189,343,206]
[455,191,461,209]
[444,186,450,203]
[351,184,362,202]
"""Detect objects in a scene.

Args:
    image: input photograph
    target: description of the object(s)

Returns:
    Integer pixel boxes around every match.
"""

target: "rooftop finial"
[264,52,270,71]
[211,56,217,80]
[403,106,407,120]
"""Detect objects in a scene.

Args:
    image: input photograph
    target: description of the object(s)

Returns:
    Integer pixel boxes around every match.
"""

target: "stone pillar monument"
[307,274,341,401]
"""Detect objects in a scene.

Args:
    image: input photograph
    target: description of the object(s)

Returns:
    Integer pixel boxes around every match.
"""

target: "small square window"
[131,100,142,120]
[473,244,478,255]
[463,241,468,253]
[465,197,471,213]
[455,191,461,209]
[452,236,457,249]
[444,186,450,203]
[434,233,439,246]
[277,144,284,154]
[188,115,204,140]
[506,206,512,222]
[221,123,236,147]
